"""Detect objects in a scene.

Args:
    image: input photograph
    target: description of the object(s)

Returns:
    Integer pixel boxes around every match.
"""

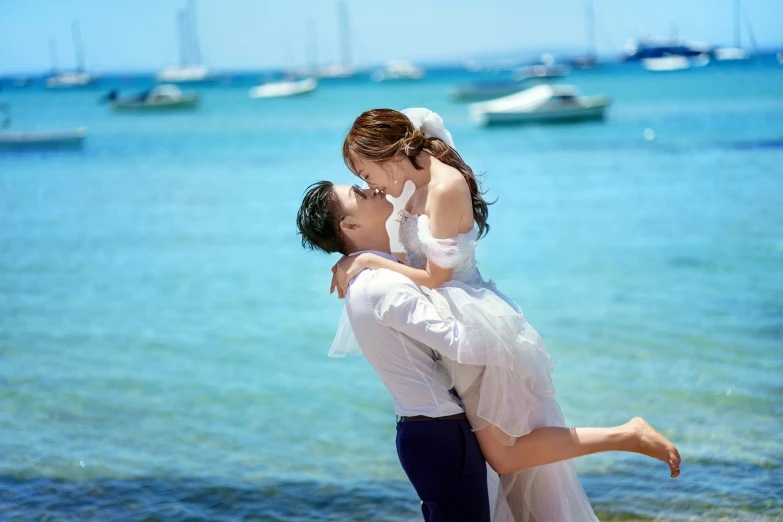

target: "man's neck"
[348,235,392,256]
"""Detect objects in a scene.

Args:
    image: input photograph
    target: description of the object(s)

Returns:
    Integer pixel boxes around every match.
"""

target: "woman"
[330,108,681,521]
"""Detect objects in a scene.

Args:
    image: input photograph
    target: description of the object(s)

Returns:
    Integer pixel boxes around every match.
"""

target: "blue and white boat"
[624,35,712,61]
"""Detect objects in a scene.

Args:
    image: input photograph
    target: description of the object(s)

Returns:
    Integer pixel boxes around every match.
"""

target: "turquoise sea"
[1,59,782,521]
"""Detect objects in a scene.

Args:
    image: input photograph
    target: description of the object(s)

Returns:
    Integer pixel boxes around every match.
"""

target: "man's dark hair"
[296,181,351,255]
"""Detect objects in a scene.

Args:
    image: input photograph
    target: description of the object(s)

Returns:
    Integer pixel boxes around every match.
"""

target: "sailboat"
[371,60,424,82]
[46,22,99,89]
[714,0,755,60]
[157,0,213,83]
[316,0,356,79]
[568,0,598,68]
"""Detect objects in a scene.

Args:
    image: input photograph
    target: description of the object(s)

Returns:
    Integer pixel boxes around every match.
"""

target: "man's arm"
[364,270,511,366]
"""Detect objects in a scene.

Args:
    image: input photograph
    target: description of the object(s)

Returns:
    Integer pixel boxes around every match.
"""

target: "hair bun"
[399,128,428,157]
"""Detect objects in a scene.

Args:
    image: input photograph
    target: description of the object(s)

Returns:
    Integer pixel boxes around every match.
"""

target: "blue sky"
[1,0,781,73]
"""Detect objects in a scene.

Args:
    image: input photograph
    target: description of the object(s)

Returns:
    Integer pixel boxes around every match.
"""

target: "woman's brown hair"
[342,108,492,238]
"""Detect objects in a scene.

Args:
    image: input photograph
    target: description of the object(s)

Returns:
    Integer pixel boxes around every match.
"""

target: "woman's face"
[350,155,406,199]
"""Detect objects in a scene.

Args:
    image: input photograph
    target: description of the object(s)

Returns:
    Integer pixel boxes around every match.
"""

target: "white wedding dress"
[397,210,599,522]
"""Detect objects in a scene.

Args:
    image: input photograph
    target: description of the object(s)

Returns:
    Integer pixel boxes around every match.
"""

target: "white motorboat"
[0,127,86,149]
[470,84,609,126]
[249,78,317,99]
[108,84,200,111]
[372,60,424,82]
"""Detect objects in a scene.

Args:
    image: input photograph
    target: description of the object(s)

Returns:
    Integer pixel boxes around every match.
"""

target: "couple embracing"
[296,108,681,522]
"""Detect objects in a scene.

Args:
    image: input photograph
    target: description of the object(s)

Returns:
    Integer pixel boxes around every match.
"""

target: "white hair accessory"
[401,108,455,149]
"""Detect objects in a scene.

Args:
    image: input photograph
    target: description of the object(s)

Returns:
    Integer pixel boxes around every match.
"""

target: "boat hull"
[473,102,608,126]
[156,66,214,85]
[0,128,86,149]
[450,83,526,103]
[249,79,317,99]
[46,75,99,89]
[111,95,201,111]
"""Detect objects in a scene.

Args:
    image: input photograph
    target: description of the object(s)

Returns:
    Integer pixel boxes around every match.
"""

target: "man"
[296,181,491,522]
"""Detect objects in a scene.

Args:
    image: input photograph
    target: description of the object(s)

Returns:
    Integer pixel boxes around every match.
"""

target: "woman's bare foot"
[625,417,681,478]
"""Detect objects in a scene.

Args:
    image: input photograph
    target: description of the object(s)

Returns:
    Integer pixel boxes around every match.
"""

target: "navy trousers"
[396,418,490,522]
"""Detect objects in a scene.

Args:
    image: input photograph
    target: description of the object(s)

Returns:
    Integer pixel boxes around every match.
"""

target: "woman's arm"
[339,252,451,290]
[332,181,471,296]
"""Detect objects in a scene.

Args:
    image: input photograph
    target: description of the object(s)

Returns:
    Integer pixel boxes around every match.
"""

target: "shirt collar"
[350,250,400,263]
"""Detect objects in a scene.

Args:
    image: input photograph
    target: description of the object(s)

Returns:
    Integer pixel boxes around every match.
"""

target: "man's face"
[333,184,393,241]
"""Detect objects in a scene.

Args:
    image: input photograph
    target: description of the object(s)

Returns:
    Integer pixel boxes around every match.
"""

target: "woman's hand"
[330,254,368,299]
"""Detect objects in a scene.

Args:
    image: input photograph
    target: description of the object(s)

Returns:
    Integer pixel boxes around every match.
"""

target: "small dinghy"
[0,103,86,150]
[0,128,86,150]
[105,84,200,111]
[249,77,317,99]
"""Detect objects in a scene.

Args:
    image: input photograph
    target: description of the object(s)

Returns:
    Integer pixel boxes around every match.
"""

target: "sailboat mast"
[188,0,203,66]
[338,0,351,68]
[307,19,318,70]
[583,0,596,58]
[71,21,85,72]
[177,10,190,66]
[733,0,741,48]
[741,2,757,51]
[49,38,59,73]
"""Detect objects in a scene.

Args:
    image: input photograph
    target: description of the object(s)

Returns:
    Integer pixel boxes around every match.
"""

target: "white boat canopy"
[471,84,582,114]
[149,84,184,100]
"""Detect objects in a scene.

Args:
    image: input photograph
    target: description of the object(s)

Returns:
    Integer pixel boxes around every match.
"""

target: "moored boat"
[450,81,526,103]
[470,84,609,126]
[156,1,214,84]
[0,127,86,149]
[106,85,200,111]
[372,60,424,82]
[642,54,709,72]
[46,22,99,89]
[249,78,317,99]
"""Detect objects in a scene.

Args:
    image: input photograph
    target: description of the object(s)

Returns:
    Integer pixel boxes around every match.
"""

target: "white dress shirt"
[343,250,473,418]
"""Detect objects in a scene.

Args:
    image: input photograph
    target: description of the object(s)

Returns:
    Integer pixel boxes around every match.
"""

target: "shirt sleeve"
[364,270,472,361]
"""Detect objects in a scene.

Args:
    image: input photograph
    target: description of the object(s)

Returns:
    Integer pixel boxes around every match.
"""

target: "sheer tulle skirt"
[428,281,599,522]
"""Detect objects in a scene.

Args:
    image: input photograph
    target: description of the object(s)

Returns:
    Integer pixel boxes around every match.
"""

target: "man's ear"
[339,218,358,233]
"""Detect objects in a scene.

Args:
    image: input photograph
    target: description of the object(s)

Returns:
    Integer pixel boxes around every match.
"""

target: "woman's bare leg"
[476,417,681,478]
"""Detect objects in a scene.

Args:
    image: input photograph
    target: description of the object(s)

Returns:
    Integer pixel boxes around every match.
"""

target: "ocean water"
[1,60,782,521]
